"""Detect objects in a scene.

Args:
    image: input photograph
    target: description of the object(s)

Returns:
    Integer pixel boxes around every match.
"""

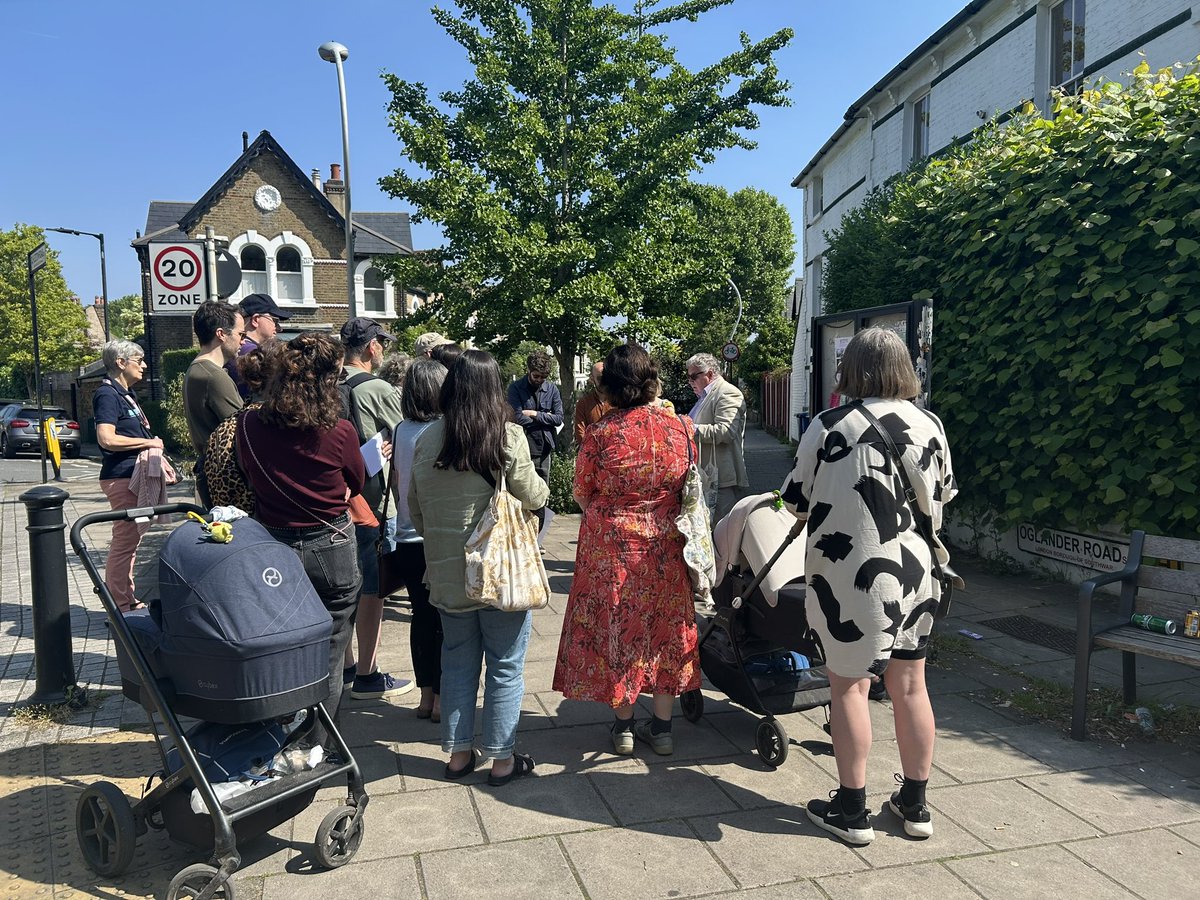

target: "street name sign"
[149,242,206,315]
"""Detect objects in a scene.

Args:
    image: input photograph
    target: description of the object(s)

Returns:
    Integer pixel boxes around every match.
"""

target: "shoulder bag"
[855,402,964,618]
[674,416,717,598]
[464,469,550,611]
[204,407,256,513]
[375,455,406,598]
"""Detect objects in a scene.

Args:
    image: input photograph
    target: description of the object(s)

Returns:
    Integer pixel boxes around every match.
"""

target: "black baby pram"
[681,494,831,768]
[70,503,368,900]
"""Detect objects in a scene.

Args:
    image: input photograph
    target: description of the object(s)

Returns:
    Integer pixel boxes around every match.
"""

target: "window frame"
[1050,0,1086,95]
[908,91,931,164]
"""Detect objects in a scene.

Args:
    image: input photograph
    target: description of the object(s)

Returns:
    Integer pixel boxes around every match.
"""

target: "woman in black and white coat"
[781,326,957,847]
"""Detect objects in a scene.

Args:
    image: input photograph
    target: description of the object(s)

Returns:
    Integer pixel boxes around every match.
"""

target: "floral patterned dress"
[552,404,702,706]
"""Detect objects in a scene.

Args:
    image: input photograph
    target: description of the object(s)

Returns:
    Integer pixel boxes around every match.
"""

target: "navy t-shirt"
[94,380,152,480]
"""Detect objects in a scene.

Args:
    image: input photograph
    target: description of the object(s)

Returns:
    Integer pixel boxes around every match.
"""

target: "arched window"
[239,246,267,296]
[276,247,303,300]
[362,267,386,314]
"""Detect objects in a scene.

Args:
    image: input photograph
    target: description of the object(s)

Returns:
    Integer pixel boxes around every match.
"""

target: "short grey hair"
[101,340,144,378]
[835,327,922,400]
[686,353,721,376]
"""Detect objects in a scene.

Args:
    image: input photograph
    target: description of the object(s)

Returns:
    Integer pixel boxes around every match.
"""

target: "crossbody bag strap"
[238,414,351,538]
[854,401,943,577]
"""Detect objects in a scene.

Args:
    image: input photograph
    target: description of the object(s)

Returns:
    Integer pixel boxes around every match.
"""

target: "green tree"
[107,293,145,341]
[379,0,792,400]
[0,224,89,397]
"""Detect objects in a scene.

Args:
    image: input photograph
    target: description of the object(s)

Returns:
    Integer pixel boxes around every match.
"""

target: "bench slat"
[1095,626,1200,666]
[1135,565,1200,596]
[1143,534,1200,566]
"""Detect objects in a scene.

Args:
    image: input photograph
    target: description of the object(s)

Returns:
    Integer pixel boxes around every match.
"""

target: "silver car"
[0,404,82,459]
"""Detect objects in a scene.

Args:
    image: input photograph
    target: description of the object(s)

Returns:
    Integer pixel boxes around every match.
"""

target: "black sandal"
[444,752,477,781]
[487,753,535,787]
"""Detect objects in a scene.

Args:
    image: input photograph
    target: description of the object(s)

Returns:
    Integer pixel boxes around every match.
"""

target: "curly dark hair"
[235,338,279,398]
[258,333,343,431]
[601,343,659,409]
[436,350,514,474]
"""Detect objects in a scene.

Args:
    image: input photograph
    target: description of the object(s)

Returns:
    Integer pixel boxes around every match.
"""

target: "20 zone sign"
[149,242,207,315]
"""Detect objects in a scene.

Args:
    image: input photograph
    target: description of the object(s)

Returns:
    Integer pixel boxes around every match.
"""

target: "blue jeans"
[438,607,532,757]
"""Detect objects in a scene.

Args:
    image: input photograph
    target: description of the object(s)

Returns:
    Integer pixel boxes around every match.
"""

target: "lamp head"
[318,41,349,63]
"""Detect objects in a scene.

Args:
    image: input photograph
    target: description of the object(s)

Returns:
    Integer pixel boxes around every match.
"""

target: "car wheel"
[64,445,80,459]
[1,435,13,459]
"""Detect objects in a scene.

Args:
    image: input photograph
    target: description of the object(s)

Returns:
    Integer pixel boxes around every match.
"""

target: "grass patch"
[8,686,116,729]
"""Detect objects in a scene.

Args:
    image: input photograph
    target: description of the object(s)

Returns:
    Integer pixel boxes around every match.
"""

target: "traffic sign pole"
[27,243,48,484]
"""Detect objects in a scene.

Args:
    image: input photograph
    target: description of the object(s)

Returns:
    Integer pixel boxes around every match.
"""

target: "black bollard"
[20,485,79,705]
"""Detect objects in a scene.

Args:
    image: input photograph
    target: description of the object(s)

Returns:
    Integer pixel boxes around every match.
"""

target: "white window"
[1051,0,1086,93]
[909,92,930,163]
[810,176,823,221]
[362,267,387,314]
[275,247,303,301]
[355,258,395,317]
[239,246,268,296]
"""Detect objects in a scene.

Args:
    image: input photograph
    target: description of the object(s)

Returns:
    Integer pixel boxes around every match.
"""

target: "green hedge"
[549,450,580,514]
[821,61,1200,536]
[161,348,197,386]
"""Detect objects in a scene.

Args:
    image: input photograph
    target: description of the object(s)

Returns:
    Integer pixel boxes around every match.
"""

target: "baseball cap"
[414,332,452,356]
[238,293,293,320]
[341,317,396,347]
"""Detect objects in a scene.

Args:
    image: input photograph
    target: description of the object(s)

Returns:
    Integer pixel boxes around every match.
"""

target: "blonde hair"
[835,327,921,400]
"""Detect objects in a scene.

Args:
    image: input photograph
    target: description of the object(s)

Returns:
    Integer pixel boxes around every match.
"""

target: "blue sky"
[1,0,967,304]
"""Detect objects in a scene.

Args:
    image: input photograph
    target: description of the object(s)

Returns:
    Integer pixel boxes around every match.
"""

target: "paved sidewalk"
[1,429,1199,898]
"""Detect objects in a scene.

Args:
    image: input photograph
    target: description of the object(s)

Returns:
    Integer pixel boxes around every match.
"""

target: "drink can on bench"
[1184,609,1200,639]
[1131,614,1177,635]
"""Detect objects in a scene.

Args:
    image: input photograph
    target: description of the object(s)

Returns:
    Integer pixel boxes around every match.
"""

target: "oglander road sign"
[149,242,206,315]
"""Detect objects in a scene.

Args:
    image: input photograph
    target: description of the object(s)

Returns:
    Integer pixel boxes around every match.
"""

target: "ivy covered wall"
[819,61,1200,537]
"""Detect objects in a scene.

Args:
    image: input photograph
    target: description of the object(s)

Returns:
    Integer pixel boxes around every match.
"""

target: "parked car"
[0,404,81,459]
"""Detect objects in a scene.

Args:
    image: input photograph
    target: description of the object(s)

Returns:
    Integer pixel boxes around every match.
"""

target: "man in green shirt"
[339,317,415,701]
[184,301,244,508]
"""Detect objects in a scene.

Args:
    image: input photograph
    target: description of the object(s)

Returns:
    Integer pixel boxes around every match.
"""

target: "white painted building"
[790,0,1200,419]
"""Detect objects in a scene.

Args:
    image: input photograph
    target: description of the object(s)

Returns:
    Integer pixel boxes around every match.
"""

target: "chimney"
[325,162,345,213]
[311,168,322,190]
[242,131,249,152]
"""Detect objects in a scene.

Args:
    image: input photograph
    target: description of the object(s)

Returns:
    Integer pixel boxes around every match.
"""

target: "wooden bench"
[1072,530,1200,740]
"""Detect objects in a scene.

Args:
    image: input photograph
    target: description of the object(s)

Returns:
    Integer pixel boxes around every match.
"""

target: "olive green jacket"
[408,421,550,612]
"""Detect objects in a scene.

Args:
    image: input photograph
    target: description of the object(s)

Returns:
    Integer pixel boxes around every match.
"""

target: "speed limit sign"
[149,242,206,315]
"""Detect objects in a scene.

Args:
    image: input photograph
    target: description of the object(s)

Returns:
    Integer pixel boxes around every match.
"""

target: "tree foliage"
[820,61,1200,536]
[107,294,145,341]
[378,0,792,390]
[0,224,90,397]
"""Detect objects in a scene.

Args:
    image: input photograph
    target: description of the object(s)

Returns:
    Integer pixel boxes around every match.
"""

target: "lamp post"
[47,227,109,342]
[318,40,356,317]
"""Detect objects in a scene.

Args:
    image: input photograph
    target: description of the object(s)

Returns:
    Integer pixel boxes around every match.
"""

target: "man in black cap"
[225,293,293,398]
[339,317,414,701]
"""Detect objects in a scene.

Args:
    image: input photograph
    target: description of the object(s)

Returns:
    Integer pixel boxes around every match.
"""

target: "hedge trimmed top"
[821,60,1200,536]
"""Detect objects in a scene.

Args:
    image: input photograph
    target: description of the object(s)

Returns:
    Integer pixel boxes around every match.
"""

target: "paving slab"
[705,882,825,899]
[419,836,583,900]
[852,797,989,868]
[988,723,1152,771]
[1110,761,1200,816]
[932,730,1053,783]
[260,855,421,900]
[817,861,979,899]
[1019,768,1197,833]
[699,751,833,811]
[1171,819,1200,846]
[930,779,1097,850]
[587,761,739,825]
[946,844,1136,899]
[471,771,615,840]
[559,819,737,900]
[688,806,868,886]
[1065,829,1200,898]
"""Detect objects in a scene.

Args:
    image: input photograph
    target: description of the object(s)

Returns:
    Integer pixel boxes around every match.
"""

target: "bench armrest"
[1076,530,1145,639]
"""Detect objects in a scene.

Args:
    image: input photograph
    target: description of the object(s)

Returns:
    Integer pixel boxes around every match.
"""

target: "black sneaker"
[888,774,933,838]
[806,790,875,845]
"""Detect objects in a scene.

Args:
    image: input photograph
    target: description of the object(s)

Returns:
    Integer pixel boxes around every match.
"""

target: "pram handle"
[732,516,807,609]
[69,502,207,555]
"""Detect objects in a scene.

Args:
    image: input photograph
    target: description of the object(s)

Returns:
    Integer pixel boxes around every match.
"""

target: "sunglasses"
[686,372,705,382]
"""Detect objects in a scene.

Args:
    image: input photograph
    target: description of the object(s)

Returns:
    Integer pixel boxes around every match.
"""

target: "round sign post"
[721,341,740,363]
[148,242,207,315]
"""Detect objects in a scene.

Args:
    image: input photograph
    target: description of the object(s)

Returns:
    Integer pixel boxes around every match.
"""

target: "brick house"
[129,130,421,398]
[790,0,1200,425]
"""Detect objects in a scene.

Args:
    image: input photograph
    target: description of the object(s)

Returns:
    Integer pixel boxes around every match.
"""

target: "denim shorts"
[355,515,397,596]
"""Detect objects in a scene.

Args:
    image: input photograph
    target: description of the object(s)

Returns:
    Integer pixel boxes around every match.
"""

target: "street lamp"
[47,227,110,342]
[318,40,356,317]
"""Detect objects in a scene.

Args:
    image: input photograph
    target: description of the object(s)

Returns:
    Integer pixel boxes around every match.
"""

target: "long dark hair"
[602,343,659,409]
[436,349,513,473]
[259,333,343,431]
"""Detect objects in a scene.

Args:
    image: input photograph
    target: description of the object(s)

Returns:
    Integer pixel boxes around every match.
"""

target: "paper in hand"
[360,430,387,477]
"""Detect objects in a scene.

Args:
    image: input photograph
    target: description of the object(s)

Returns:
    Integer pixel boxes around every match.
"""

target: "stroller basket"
[69,503,369,897]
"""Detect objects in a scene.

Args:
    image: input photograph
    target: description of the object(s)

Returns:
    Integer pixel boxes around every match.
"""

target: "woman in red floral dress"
[552,344,700,756]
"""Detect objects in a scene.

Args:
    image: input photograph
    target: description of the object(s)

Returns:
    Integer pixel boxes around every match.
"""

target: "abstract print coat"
[780,399,957,679]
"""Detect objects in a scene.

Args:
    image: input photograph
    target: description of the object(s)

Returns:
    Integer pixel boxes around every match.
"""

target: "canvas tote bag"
[674,417,717,598]
[464,470,550,612]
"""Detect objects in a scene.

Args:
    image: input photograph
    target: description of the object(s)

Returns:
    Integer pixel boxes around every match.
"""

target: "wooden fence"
[761,369,791,438]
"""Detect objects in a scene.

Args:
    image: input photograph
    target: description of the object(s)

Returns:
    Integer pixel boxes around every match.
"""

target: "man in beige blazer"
[686,352,749,523]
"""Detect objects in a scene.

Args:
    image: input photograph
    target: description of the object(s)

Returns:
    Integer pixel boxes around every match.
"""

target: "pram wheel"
[76,782,137,876]
[680,689,704,723]
[755,718,789,768]
[315,805,365,868]
[166,863,235,899]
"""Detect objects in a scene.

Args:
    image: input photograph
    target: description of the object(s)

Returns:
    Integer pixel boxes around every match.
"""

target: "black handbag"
[376,453,407,599]
[855,402,964,619]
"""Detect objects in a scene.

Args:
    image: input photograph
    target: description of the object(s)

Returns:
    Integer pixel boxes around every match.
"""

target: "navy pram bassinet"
[116,517,332,723]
